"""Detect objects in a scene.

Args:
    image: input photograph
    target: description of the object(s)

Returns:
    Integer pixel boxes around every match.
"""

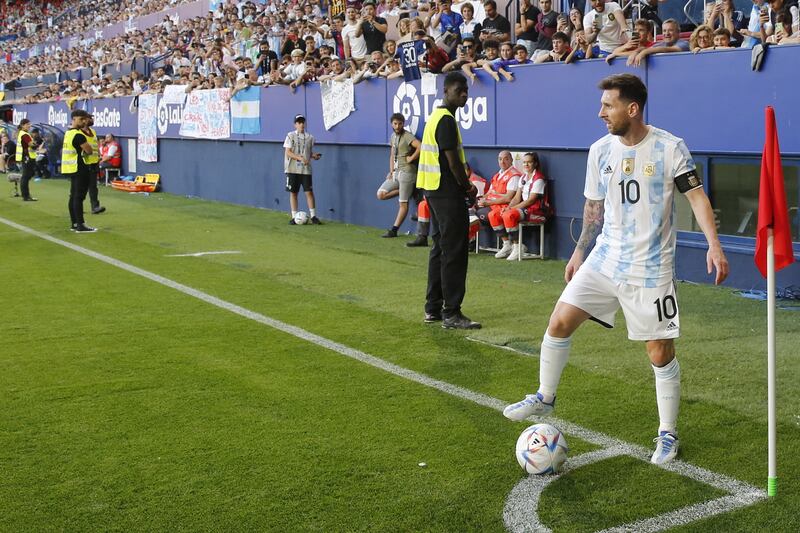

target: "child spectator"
[459,3,482,41]
[284,115,322,225]
[534,32,572,63]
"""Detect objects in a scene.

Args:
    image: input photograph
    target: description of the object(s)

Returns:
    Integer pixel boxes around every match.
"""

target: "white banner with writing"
[321,79,355,131]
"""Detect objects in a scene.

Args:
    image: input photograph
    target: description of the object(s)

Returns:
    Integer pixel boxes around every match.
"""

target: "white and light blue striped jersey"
[583,126,698,288]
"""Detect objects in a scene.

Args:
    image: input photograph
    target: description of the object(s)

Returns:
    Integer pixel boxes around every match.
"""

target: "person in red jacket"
[99,133,122,171]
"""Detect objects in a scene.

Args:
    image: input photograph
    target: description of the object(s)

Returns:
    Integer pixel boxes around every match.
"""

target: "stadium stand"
[1,0,797,105]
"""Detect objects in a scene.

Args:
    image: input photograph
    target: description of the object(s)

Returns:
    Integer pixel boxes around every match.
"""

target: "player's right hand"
[564,254,583,283]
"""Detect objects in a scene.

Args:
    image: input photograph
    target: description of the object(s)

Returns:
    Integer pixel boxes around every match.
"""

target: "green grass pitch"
[1,180,799,531]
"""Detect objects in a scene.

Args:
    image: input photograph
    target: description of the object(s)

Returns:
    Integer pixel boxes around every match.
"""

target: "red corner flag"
[754,107,795,278]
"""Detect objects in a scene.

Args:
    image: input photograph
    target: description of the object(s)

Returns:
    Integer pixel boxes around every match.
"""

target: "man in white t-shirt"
[503,74,729,466]
[342,6,369,62]
[583,0,629,56]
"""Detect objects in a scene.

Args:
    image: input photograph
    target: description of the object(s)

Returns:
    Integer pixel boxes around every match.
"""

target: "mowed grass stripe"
[1,207,732,530]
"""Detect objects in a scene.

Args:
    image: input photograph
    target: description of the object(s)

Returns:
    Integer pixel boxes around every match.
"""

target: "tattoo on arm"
[576,199,604,252]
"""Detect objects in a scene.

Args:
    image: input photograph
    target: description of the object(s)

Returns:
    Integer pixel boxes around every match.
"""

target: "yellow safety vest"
[415,107,467,191]
[15,130,35,162]
[83,127,99,164]
[61,129,83,174]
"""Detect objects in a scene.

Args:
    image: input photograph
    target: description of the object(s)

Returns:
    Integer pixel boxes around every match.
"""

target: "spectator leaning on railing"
[627,18,688,67]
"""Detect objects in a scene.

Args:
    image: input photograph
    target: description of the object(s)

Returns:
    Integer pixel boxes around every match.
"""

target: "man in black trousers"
[61,109,97,233]
[416,72,481,329]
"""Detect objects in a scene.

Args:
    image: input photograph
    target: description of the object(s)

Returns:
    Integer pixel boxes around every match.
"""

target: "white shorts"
[559,267,680,341]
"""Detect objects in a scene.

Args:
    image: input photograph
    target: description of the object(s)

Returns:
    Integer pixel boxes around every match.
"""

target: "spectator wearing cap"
[357,1,388,54]
[282,48,307,83]
[480,0,511,43]
[284,114,322,225]
[627,18,688,67]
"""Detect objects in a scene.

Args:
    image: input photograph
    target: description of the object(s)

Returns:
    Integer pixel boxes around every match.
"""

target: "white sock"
[538,333,571,403]
[309,208,316,217]
[653,358,681,435]
[291,210,298,217]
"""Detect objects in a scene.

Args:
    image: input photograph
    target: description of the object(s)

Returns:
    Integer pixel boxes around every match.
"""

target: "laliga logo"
[91,107,121,128]
[157,97,182,135]
[47,106,69,127]
[392,82,488,136]
[12,109,27,125]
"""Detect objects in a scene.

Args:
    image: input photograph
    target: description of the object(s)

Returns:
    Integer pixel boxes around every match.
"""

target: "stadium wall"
[6,48,800,289]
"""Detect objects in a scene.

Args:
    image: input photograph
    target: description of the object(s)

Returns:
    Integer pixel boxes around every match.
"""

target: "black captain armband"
[674,169,703,193]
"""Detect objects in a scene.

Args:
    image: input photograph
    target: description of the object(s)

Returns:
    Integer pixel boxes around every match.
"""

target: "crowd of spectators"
[1,0,798,105]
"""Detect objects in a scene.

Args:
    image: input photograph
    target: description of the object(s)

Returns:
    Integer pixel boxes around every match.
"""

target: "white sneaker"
[651,432,679,464]
[503,392,555,421]
[494,240,513,258]
[506,243,528,261]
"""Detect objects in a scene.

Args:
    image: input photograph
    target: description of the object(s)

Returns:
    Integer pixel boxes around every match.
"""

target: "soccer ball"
[515,423,569,475]
[294,211,309,225]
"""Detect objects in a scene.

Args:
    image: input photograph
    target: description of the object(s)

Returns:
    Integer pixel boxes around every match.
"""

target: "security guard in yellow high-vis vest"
[15,118,37,201]
[61,109,97,233]
[82,114,106,214]
[415,72,481,330]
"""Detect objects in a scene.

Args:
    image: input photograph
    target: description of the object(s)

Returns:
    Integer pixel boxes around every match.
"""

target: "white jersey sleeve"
[583,138,608,201]
[506,175,520,191]
[670,139,701,192]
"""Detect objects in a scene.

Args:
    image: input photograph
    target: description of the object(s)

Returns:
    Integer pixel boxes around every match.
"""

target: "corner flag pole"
[767,229,777,497]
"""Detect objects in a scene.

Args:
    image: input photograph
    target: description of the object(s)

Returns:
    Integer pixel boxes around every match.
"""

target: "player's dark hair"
[524,152,540,170]
[390,112,405,123]
[443,71,467,91]
[19,118,30,126]
[598,74,647,111]
[71,109,89,118]
[484,0,496,8]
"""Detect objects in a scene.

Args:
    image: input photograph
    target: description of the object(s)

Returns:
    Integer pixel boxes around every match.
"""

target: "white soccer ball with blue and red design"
[515,423,569,475]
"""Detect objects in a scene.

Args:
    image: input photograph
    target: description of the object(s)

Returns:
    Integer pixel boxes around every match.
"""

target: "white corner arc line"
[166,250,243,257]
[0,216,767,532]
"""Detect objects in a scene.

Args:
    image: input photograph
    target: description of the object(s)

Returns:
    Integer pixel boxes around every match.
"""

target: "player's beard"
[609,118,630,137]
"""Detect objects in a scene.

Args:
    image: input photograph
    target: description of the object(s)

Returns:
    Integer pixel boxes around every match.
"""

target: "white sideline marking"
[0,216,767,532]
[166,250,243,257]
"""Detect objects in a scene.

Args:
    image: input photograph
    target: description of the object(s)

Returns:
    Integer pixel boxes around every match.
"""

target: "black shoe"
[442,313,482,330]
[91,206,106,214]
[71,224,98,233]
[411,214,418,221]
[424,312,442,323]
[289,218,297,225]
[381,228,398,238]
[23,196,37,201]
[310,216,322,225]
[406,235,428,247]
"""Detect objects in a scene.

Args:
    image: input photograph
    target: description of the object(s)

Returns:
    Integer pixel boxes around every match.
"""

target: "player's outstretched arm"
[685,188,729,285]
[566,198,604,282]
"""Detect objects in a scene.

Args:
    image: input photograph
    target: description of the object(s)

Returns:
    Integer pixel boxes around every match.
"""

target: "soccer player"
[503,74,729,465]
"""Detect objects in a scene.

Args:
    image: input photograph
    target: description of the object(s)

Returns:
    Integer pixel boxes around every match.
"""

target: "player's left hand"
[707,246,729,285]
